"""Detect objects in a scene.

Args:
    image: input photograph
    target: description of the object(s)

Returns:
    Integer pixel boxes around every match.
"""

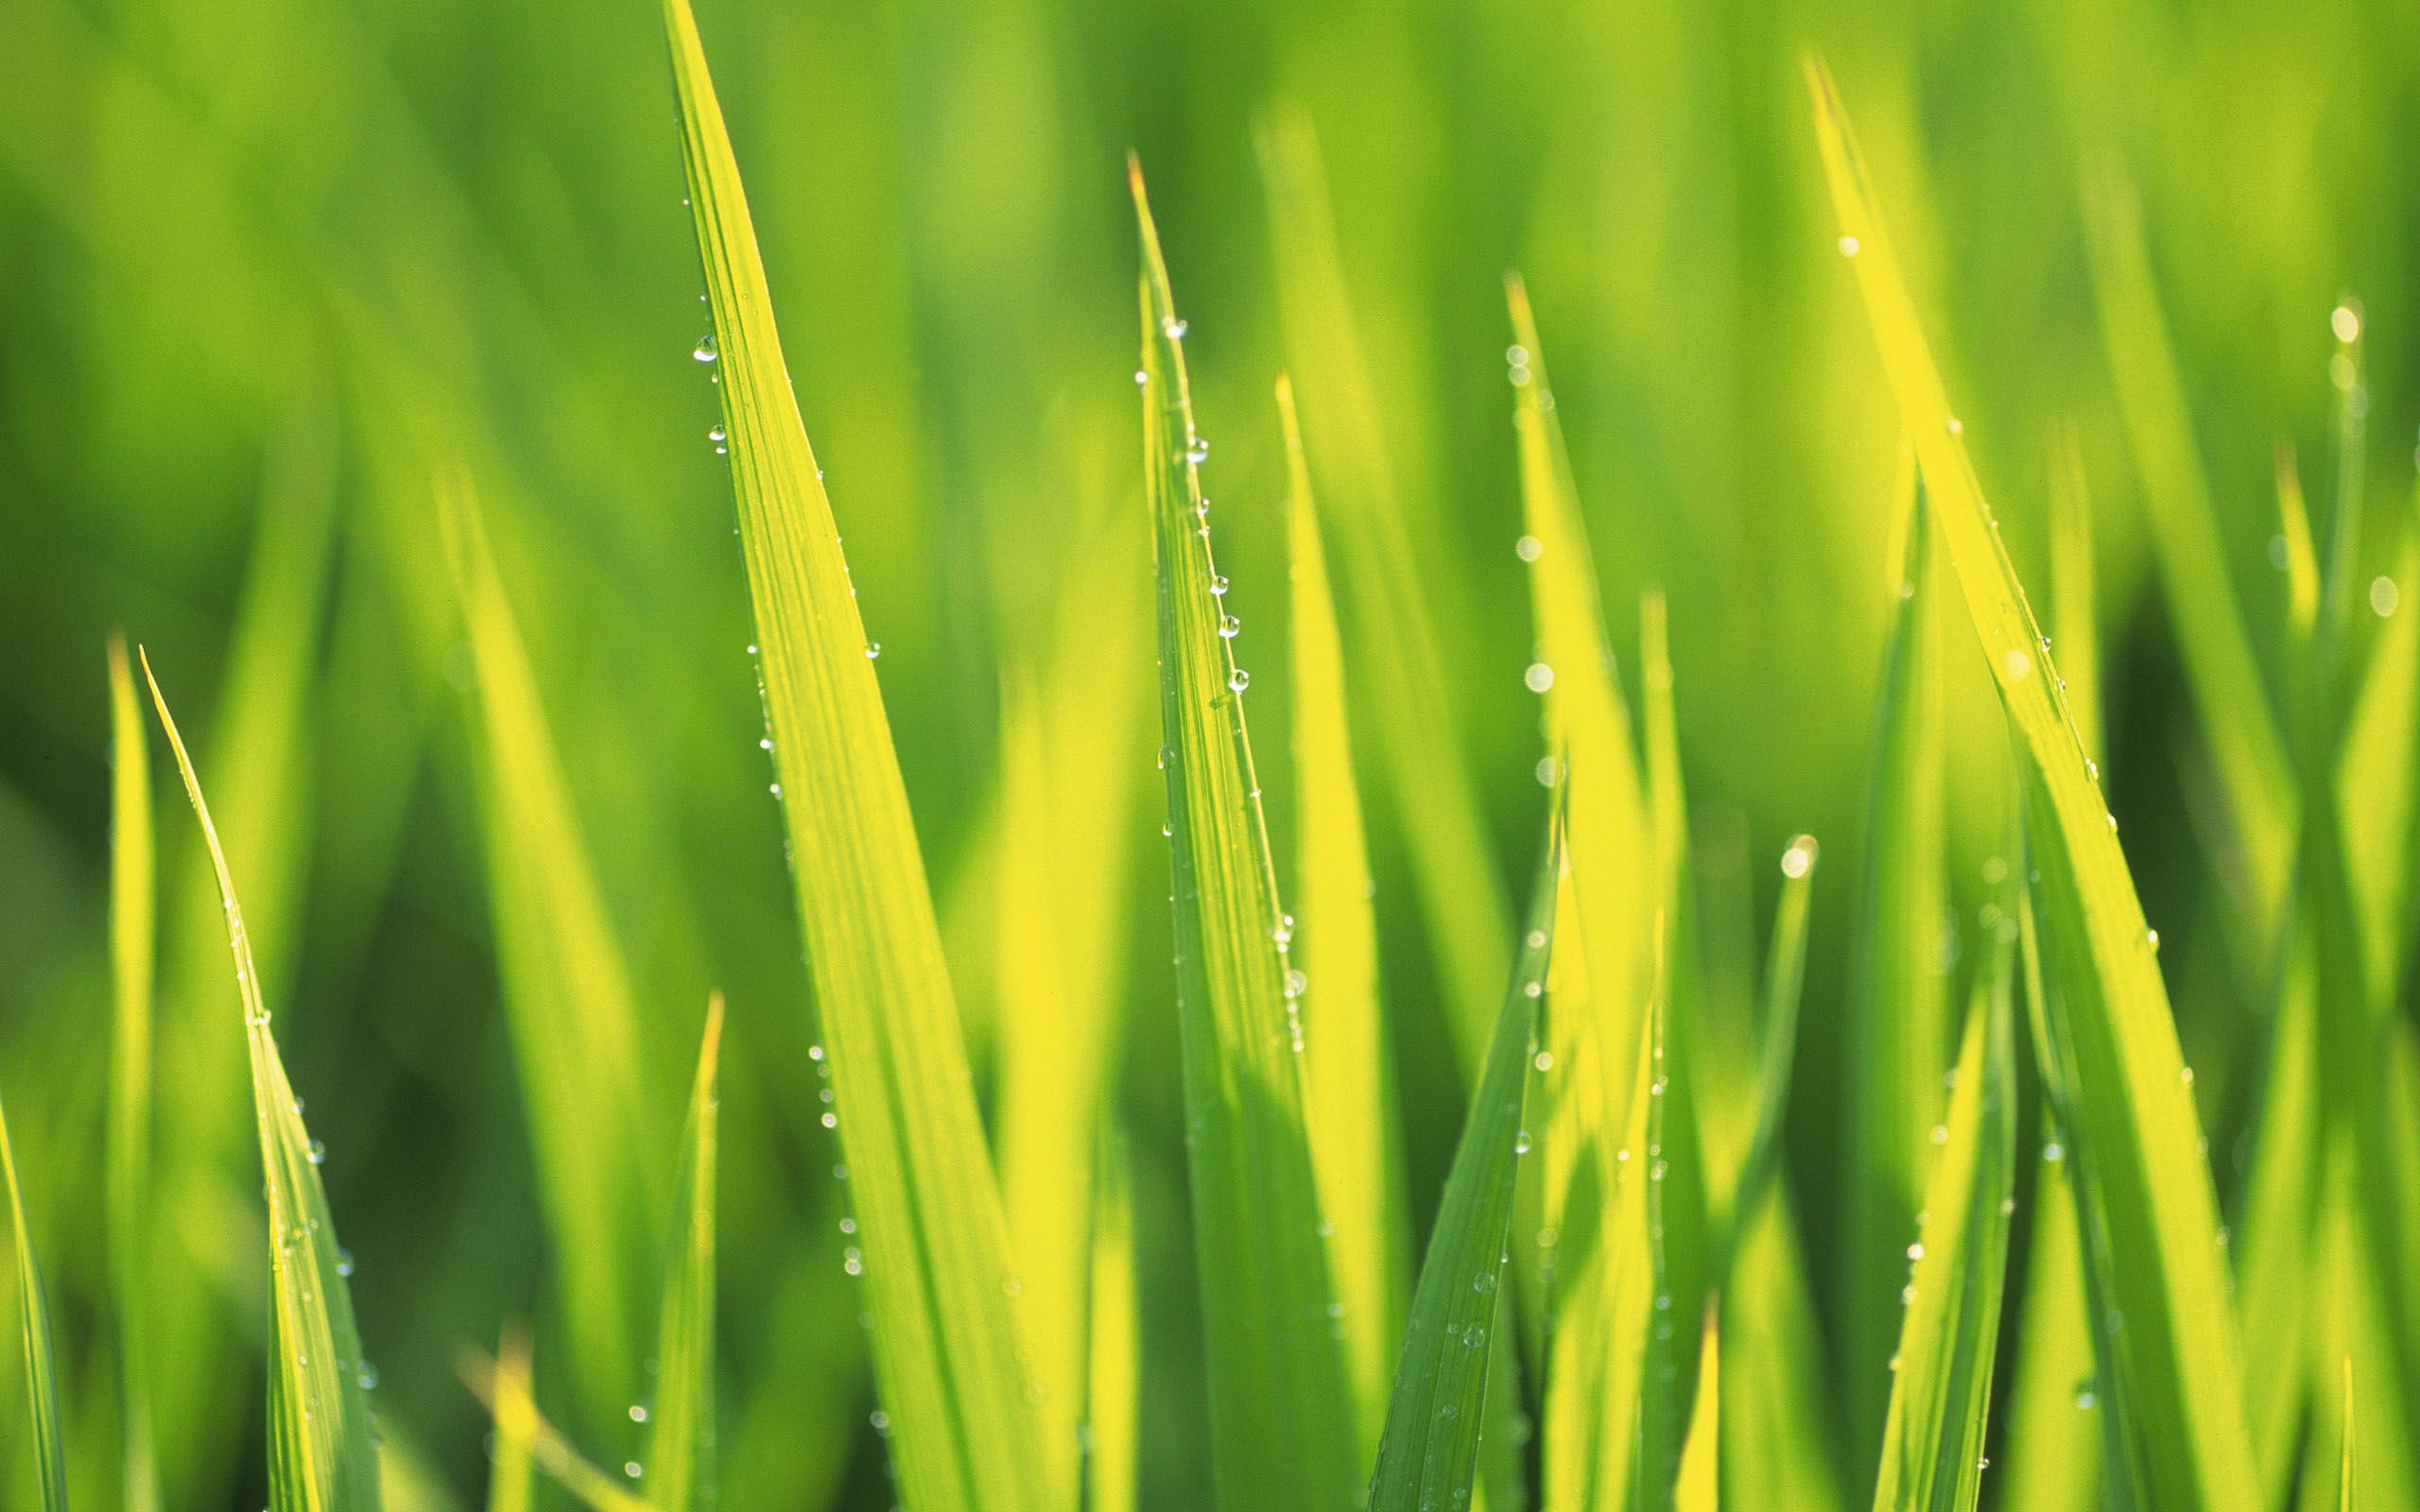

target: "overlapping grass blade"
[1085,1133,1138,1512]
[1674,1313,1720,1512]
[1808,60,2259,1510]
[643,996,722,1512]
[1282,371,1409,1456]
[485,1332,536,1512]
[436,472,656,1418]
[1366,822,1557,1511]
[0,1090,66,1511]
[660,6,1049,1508]
[1132,157,1359,1512]
[1258,116,1512,1072]
[142,653,382,1512]
[1869,940,2015,1512]
[2080,169,2294,925]
[105,634,160,1512]
[2048,429,2102,765]
[2338,473,2420,1009]
[1842,448,1949,1465]
[464,1341,656,1512]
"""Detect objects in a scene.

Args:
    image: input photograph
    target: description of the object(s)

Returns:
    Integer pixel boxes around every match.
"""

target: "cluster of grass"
[4,0,2420,1508]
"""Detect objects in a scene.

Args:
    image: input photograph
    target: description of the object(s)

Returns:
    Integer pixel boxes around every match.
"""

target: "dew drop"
[1838,234,1860,257]
[630,1404,650,1423]
[1524,662,1555,693]
[1514,534,1544,562]
[1228,668,1250,694]
[692,335,718,364]
[1219,613,1241,639]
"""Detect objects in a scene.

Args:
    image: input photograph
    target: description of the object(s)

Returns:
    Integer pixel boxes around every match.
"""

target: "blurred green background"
[3,0,2416,1503]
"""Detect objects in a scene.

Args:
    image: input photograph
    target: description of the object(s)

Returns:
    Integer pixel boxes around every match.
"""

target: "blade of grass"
[436,472,657,1421]
[644,996,722,1512]
[462,1344,658,1512]
[1808,59,2260,1511]
[0,1091,66,1512]
[2343,1356,2358,1512]
[2337,475,2420,1009]
[1367,821,1558,1511]
[1085,1132,1138,1512]
[1996,1134,2101,1512]
[1675,1311,1721,1512]
[1869,936,2016,1512]
[660,7,1050,1508]
[486,1331,536,1512]
[143,652,383,1512]
[2048,428,2102,765]
[1282,371,1410,1461]
[1132,157,1360,1512]
[105,635,160,1512]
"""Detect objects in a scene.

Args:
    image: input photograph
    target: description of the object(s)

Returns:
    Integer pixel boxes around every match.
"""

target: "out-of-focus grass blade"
[2343,1357,2359,1512]
[1674,1312,1720,1512]
[1282,371,1409,1456]
[1258,116,1511,1073]
[2275,446,2321,653]
[2338,477,2420,1007]
[105,635,160,1512]
[1808,60,2259,1511]
[0,1091,66,1511]
[1366,823,1557,1511]
[2234,944,2318,1505]
[1843,450,1949,1464]
[661,7,1049,1508]
[2080,168,2294,924]
[1726,834,1816,1255]
[437,473,656,1418]
[463,1343,656,1512]
[484,1331,537,1512]
[1869,942,2015,1512]
[142,653,383,1512]
[1998,1138,2100,1512]
[644,997,722,1512]
[1086,1133,1138,1512]
[2048,429,2102,765]
[1132,158,1359,1511]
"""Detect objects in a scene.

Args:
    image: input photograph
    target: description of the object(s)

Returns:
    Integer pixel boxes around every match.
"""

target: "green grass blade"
[468,1342,658,1512]
[1808,60,2259,1511]
[1132,158,1360,1512]
[1727,834,1817,1260]
[0,1091,67,1512]
[1996,1141,2101,1512]
[2338,477,2420,1007]
[1843,451,1950,1465]
[1282,372,1410,1459]
[644,997,722,1512]
[1367,823,1557,1511]
[2048,428,2102,765]
[660,7,1049,1508]
[436,473,657,1418]
[1676,1310,1721,1512]
[1868,941,2015,1512]
[2080,169,2294,924]
[485,1332,536,1512]
[2343,1357,2359,1512]
[105,634,160,1512]
[1257,116,1512,1073]
[1085,1133,1138,1512]
[142,652,382,1512]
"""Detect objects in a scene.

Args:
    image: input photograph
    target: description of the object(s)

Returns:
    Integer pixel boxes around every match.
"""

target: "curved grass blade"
[1726,834,1817,1260]
[1843,450,1949,1467]
[1997,1143,2100,1512]
[105,635,160,1512]
[1283,372,1409,1458]
[1674,1312,1720,1512]
[1869,939,2016,1512]
[437,472,656,1419]
[485,1331,536,1512]
[142,652,382,1512]
[1257,115,1512,1074]
[1132,157,1359,1512]
[660,7,1048,1508]
[1367,822,1558,1511]
[463,1342,657,1512]
[1807,59,2259,1510]
[1085,1132,1138,1512]
[2338,475,2420,1008]
[2048,428,2102,765]
[644,996,722,1512]
[0,1091,66,1511]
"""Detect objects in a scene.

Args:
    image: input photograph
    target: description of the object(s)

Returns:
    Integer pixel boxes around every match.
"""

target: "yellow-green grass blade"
[1726,834,1818,1262]
[2343,1357,2359,1512]
[436,473,657,1419]
[105,635,160,1512]
[1086,1133,1138,1512]
[661,6,1049,1509]
[2276,447,2321,655]
[466,1341,658,1512]
[2234,937,2319,1507]
[1869,941,2016,1512]
[1367,823,1557,1511]
[1809,60,2259,1511]
[485,1332,536,1512]
[2048,429,2103,765]
[1843,451,1949,1465]
[1258,117,1512,1073]
[2080,169,2294,925]
[142,653,382,1512]
[1282,371,1410,1459]
[1132,158,1359,1512]
[644,997,722,1512]
[2337,480,2420,1011]
[1996,1141,2100,1512]
[1674,1312,1720,1512]
[0,1091,66,1511]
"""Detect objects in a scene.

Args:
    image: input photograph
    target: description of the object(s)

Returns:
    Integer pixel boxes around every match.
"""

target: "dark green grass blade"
[1367,821,1559,1510]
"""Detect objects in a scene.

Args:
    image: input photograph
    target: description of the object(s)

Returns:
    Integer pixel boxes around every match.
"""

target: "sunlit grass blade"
[1132,158,1359,1511]
[105,634,160,1512]
[1258,115,1512,1072]
[1724,833,1817,1260]
[2048,428,2102,764]
[1996,1141,2100,1512]
[1367,821,1557,1511]
[2343,1357,2359,1512]
[1085,1132,1138,1512]
[660,6,1049,1508]
[142,652,382,1512]
[1808,59,2259,1510]
[463,1342,657,1512]
[1869,936,2015,1512]
[485,1332,536,1512]
[436,472,656,1418]
[0,1091,67,1511]
[1282,371,1409,1458]
[643,996,721,1512]
[2337,475,2420,1008]
[1674,1312,1720,1512]
[1841,445,1949,1468]
[2275,446,2321,655]
[2080,167,2294,925]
